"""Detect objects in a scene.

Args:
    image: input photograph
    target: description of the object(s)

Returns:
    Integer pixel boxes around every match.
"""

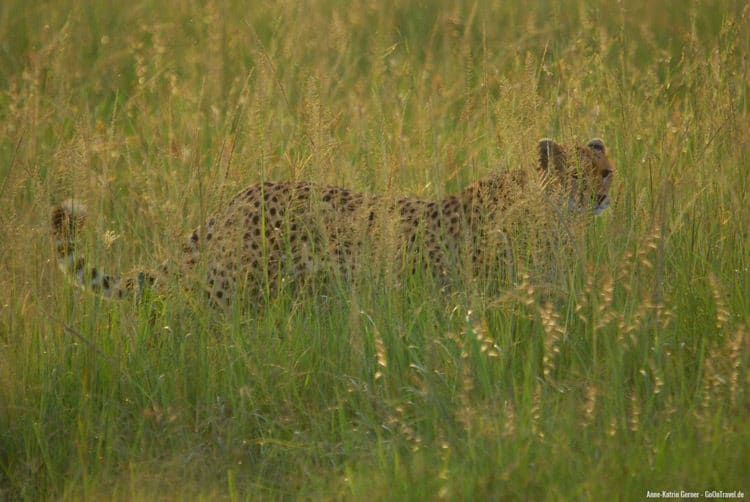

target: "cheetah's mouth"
[592,193,610,215]
[567,193,611,215]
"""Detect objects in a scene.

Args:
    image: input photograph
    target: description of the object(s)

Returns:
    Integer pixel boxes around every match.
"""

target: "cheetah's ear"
[538,138,566,174]
[586,138,606,153]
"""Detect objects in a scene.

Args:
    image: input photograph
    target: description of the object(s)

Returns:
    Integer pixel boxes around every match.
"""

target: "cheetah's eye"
[601,169,612,179]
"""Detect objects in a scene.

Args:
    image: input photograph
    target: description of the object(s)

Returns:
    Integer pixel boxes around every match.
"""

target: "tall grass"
[1,0,748,499]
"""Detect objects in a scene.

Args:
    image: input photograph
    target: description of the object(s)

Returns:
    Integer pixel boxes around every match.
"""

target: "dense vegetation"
[1,0,748,499]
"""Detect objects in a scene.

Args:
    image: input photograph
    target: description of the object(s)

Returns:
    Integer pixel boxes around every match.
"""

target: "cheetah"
[52,137,613,308]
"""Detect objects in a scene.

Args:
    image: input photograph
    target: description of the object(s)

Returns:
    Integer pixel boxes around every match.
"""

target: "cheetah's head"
[538,137,613,215]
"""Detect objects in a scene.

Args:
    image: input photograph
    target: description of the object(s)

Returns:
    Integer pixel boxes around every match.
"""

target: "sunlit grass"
[1,0,748,499]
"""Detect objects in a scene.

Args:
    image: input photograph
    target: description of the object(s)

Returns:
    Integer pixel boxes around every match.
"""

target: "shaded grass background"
[1,0,748,499]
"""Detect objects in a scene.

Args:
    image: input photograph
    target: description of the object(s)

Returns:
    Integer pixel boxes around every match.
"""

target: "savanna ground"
[1,0,749,499]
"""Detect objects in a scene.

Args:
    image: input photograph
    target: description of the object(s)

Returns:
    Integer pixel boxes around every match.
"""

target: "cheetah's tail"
[51,200,149,298]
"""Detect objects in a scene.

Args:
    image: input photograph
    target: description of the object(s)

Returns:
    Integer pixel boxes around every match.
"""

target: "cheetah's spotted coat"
[52,138,613,307]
